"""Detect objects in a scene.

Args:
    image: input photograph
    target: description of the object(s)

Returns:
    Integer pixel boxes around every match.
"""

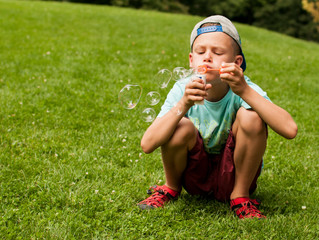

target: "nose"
[203,51,212,62]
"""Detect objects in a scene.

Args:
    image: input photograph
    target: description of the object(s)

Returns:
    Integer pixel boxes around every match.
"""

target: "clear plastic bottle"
[191,73,206,105]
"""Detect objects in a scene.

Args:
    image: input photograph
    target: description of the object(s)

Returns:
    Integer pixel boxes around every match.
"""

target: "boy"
[138,15,297,219]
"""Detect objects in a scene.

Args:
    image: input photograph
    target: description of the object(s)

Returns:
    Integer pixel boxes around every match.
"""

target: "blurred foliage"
[45,0,319,42]
[180,0,319,42]
[302,0,319,22]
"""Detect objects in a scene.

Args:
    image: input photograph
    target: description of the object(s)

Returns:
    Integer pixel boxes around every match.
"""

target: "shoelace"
[139,186,171,208]
[234,200,266,219]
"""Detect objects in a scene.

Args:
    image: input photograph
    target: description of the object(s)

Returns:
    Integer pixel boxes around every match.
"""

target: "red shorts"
[182,130,262,202]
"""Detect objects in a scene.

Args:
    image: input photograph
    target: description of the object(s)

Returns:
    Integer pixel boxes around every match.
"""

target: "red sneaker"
[138,185,180,210]
[230,197,266,219]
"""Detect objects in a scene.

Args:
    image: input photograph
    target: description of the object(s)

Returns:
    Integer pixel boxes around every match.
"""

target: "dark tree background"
[46,0,319,42]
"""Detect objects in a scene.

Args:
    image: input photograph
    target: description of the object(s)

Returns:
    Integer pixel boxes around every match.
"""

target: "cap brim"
[241,52,246,72]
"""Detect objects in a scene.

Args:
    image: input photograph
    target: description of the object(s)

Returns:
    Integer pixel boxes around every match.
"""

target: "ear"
[189,53,194,68]
[234,55,243,67]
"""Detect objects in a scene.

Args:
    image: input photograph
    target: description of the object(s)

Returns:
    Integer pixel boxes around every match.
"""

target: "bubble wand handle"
[207,68,220,72]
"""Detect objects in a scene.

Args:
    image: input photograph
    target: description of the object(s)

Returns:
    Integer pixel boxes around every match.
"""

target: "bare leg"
[230,107,267,200]
[161,117,197,192]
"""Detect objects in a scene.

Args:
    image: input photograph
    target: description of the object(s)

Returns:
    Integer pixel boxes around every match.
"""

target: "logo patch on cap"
[197,25,223,36]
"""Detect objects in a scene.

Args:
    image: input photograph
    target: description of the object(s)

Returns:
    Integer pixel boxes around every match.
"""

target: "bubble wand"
[196,65,221,74]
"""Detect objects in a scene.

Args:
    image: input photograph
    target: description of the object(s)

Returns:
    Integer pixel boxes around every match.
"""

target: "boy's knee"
[163,118,197,150]
[236,108,266,136]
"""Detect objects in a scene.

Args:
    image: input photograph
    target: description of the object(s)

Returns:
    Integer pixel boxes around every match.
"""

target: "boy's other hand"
[182,78,212,108]
[220,62,248,96]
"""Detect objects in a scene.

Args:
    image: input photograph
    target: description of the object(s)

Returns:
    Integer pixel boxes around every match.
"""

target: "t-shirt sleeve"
[241,76,271,109]
[157,79,187,118]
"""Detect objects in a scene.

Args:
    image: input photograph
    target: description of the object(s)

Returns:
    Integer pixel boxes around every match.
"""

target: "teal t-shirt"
[157,75,271,154]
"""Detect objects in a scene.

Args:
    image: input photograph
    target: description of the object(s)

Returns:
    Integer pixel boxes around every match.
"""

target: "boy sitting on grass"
[138,15,297,219]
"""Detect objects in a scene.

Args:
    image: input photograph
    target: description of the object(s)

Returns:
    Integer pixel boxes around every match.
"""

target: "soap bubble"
[118,84,142,109]
[118,66,191,117]
[173,102,183,116]
[156,69,172,89]
[172,67,193,81]
[184,68,194,78]
[146,91,161,106]
[176,108,183,116]
[142,108,156,122]
[172,67,186,81]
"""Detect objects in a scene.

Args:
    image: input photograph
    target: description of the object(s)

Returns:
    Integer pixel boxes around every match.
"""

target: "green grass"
[1,0,319,238]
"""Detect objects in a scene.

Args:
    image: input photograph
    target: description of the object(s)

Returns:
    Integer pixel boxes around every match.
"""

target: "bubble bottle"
[192,65,220,105]
[191,66,206,105]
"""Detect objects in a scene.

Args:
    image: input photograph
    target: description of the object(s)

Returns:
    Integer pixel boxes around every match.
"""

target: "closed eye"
[195,49,205,54]
[214,50,224,55]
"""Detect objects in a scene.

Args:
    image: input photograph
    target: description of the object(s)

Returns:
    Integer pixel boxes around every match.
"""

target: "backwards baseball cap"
[190,15,246,72]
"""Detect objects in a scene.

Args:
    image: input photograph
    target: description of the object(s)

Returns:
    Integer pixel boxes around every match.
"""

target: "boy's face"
[189,32,243,83]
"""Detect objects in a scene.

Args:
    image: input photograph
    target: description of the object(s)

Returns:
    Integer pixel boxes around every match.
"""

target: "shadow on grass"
[174,193,230,217]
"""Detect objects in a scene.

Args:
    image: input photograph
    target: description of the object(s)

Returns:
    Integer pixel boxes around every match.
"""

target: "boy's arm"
[220,63,298,139]
[239,87,298,139]
[141,78,211,153]
[140,100,188,154]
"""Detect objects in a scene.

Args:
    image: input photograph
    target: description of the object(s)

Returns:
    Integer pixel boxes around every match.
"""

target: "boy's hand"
[219,62,248,96]
[182,78,212,108]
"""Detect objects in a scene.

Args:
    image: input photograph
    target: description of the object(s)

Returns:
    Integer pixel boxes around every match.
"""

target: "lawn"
[0,0,319,238]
